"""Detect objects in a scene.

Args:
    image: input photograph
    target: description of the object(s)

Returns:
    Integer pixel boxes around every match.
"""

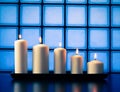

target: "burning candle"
[33,37,49,74]
[71,48,83,74]
[87,53,104,74]
[54,42,66,74]
[15,34,28,73]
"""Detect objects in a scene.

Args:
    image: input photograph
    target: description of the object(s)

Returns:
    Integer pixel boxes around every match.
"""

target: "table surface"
[0,73,120,92]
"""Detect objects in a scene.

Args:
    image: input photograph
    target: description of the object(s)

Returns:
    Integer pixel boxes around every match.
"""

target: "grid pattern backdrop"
[0,0,120,73]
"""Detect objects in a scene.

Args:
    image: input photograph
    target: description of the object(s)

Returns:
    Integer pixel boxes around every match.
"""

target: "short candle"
[87,53,104,74]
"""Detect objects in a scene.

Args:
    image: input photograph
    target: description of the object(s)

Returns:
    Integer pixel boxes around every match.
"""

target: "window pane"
[49,51,54,71]
[88,51,109,73]
[67,51,87,71]
[43,5,64,26]
[66,0,87,4]
[112,0,120,4]
[112,29,120,49]
[89,6,109,26]
[0,50,14,71]
[111,6,120,27]
[44,0,63,3]
[20,5,41,26]
[0,0,18,2]
[66,28,86,49]
[112,52,120,72]
[21,0,41,3]
[43,28,64,49]
[66,5,86,26]
[0,27,17,48]
[89,28,109,49]
[21,28,40,48]
[0,5,18,25]
[28,51,32,71]
[89,0,109,4]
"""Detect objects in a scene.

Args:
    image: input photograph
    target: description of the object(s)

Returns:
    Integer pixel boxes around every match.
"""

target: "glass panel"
[89,0,109,4]
[0,27,17,48]
[111,6,120,27]
[0,5,18,25]
[21,28,40,48]
[89,6,109,26]
[66,5,86,26]
[112,0,120,4]
[43,28,64,49]
[66,28,86,49]
[0,0,18,2]
[43,5,64,26]
[67,51,87,71]
[66,0,87,4]
[88,51,109,73]
[28,51,32,71]
[21,0,41,3]
[44,0,64,3]
[49,51,54,71]
[20,5,41,26]
[112,52,120,72]
[89,28,109,49]
[112,29,120,49]
[0,50,14,71]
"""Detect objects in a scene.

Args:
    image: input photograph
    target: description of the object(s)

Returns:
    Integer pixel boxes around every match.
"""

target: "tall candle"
[33,37,49,74]
[87,53,104,74]
[54,42,66,74]
[71,48,83,74]
[15,35,27,73]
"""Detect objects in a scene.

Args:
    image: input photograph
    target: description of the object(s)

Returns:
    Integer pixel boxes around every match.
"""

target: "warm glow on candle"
[39,37,42,44]
[76,48,79,55]
[59,42,62,47]
[19,34,21,39]
[94,53,97,60]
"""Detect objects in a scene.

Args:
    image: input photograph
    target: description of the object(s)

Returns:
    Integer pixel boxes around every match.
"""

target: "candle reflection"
[72,83,82,92]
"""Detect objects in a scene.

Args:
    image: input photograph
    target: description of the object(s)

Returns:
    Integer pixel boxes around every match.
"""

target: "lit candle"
[54,42,66,74]
[71,48,83,74]
[15,34,28,73]
[87,53,104,74]
[33,37,49,74]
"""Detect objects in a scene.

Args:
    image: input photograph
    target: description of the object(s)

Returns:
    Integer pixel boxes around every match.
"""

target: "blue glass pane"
[88,51,109,73]
[112,0,120,4]
[89,6,109,26]
[28,51,32,71]
[49,51,54,71]
[0,50,14,71]
[66,6,86,26]
[44,0,64,3]
[112,29,120,49]
[89,28,109,49]
[66,28,86,49]
[21,28,40,48]
[0,28,17,48]
[43,5,64,26]
[89,0,109,4]
[0,5,18,25]
[20,5,41,26]
[112,52,120,72]
[66,0,87,4]
[67,51,86,71]
[0,0,18,2]
[111,6,120,27]
[43,28,64,48]
[21,0,41,3]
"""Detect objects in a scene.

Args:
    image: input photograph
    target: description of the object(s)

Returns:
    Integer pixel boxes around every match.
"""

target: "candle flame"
[94,53,97,60]
[19,34,22,39]
[59,42,62,47]
[76,48,79,55]
[39,37,42,44]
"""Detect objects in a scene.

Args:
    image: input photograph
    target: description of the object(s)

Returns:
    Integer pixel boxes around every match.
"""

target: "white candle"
[15,34,27,73]
[54,42,66,74]
[33,37,49,74]
[71,48,83,74]
[87,53,104,74]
